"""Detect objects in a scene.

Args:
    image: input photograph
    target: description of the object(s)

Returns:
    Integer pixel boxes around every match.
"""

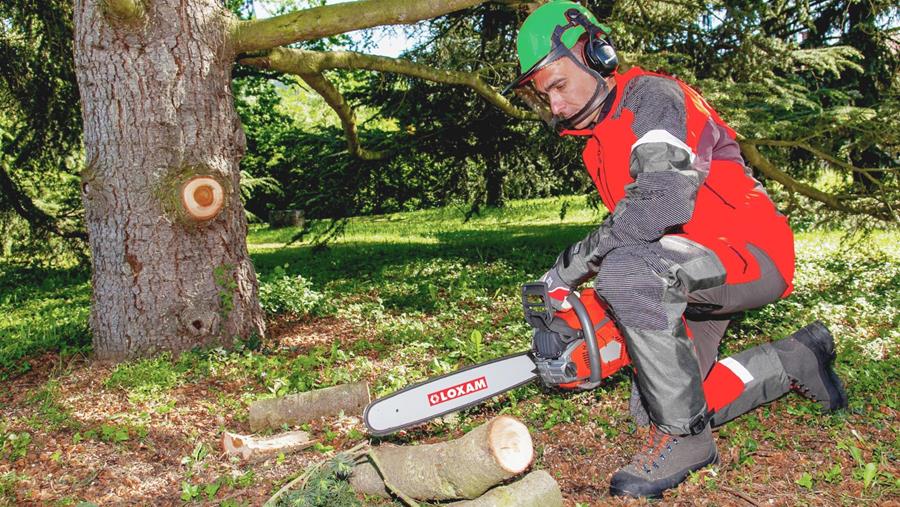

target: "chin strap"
[553,77,610,131]
[549,52,612,132]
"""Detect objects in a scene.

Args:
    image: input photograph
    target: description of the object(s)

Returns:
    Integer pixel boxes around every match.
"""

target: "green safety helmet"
[505,1,615,93]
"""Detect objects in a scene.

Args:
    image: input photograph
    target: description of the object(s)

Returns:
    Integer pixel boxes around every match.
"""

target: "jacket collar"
[559,67,643,137]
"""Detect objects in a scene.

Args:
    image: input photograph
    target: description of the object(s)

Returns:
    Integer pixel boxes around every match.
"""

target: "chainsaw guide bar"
[364,352,538,436]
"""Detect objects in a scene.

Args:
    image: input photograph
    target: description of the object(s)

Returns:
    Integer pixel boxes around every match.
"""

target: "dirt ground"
[1,316,897,506]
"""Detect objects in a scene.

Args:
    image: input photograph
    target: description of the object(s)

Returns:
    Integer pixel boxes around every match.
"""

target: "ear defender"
[585,35,618,76]
[564,8,619,76]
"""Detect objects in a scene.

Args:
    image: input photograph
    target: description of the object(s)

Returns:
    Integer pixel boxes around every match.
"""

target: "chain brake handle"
[521,282,603,386]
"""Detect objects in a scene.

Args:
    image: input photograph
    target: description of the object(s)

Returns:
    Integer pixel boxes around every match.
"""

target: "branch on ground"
[232,0,487,54]
[240,48,538,121]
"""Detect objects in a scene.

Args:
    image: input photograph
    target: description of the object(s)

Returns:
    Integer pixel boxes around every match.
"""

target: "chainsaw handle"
[521,282,554,330]
[566,292,603,385]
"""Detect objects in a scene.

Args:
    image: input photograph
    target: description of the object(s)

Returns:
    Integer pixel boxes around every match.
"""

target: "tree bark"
[448,470,563,507]
[248,382,371,431]
[485,154,506,208]
[73,0,265,360]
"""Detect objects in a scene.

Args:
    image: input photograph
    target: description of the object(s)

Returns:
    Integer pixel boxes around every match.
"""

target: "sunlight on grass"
[247,196,601,247]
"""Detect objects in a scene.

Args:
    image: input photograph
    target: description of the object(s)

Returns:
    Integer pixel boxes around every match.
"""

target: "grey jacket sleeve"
[553,76,718,288]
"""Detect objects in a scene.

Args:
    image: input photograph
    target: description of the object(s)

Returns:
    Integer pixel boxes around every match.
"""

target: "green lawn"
[0,196,897,504]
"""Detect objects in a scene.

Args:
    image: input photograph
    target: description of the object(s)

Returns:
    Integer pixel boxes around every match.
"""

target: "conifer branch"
[297,72,388,161]
[232,0,486,54]
[239,48,538,160]
[240,48,537,121]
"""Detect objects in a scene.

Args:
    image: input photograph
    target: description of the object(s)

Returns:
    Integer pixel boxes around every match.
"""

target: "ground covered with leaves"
[1,197,897,505]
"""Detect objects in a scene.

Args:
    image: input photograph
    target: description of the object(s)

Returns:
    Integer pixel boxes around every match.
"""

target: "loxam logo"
[427,376,488,406]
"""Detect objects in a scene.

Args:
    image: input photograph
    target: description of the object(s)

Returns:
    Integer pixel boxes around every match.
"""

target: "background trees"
[0,0,85,262]
[233,0,897,230]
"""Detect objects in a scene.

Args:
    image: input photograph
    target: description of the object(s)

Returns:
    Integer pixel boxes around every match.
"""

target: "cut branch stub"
[181,176,225,221]
[155,165,231,226]
[100,0,146,25]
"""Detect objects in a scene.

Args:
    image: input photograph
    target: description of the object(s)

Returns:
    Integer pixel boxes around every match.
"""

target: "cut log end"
[351,415,535,501]
[488,415,534,474]
[180,176,224,221]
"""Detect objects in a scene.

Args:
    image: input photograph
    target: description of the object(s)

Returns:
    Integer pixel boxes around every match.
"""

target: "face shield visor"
[504,13,613,132]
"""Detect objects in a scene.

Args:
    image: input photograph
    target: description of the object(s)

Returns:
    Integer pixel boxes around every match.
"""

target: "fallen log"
[350,415,534,501]
[448,470,563,507]
[221,430,315,461]
[249,382,370,432]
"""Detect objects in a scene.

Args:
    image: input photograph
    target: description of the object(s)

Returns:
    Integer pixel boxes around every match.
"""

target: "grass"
[0,195,898,504]
[0,265,91,378]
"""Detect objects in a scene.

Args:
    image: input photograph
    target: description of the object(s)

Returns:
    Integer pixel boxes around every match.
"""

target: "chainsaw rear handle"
[522,282,603,385]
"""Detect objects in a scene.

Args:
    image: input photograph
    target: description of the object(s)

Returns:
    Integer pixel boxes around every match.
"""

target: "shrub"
[259,269,326,317]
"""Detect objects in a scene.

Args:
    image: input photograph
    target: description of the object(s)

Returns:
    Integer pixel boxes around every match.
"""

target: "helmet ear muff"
[584,34,618,76]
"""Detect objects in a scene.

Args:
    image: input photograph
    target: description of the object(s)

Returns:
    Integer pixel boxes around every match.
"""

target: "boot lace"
[789,377,817,401]
[631,425,679,474]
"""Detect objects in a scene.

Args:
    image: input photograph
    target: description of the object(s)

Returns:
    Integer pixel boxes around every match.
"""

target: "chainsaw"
[364,282,743,436]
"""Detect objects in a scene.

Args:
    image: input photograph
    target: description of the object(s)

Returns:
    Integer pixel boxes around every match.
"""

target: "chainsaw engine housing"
[525,287,630,389]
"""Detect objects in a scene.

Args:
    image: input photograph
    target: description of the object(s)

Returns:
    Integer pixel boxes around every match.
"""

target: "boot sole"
[609,451,719,499]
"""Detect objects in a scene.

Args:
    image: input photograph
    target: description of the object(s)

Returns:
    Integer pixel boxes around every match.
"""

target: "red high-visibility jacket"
[559,67,794,293]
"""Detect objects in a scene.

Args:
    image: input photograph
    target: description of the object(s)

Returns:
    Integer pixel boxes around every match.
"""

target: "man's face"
[532,55,602,129]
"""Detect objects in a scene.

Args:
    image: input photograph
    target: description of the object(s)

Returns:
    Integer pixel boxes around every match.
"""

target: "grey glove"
[540,268,574,312]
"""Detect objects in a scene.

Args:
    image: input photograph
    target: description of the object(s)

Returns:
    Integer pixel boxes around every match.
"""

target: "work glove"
[540,268,575,312]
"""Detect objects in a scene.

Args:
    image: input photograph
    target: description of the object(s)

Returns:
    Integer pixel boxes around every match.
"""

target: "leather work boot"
[771,321,848,412]
[609,424,718,498]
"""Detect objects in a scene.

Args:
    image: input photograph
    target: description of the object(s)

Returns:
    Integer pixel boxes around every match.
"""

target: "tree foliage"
[2,0,897,264]
[234,0,897,228]
[0,0,86,263]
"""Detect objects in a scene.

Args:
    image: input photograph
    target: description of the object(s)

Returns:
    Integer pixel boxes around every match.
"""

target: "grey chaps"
[595,236,790,434]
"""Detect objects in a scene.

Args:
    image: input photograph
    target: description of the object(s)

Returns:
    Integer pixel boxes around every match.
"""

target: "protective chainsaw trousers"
[595,235,791,435]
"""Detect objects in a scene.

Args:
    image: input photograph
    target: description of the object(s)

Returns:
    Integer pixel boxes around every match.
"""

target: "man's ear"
[571,36,589,65]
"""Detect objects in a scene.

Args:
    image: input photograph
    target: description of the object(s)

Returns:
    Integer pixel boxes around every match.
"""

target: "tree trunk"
[484,154,506,208]
[73,0,264,360]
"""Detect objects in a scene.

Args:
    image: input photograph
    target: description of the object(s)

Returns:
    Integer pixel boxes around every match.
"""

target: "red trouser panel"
[556,290,746,411]
[681,160,795,294]
[702,362,746,413]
